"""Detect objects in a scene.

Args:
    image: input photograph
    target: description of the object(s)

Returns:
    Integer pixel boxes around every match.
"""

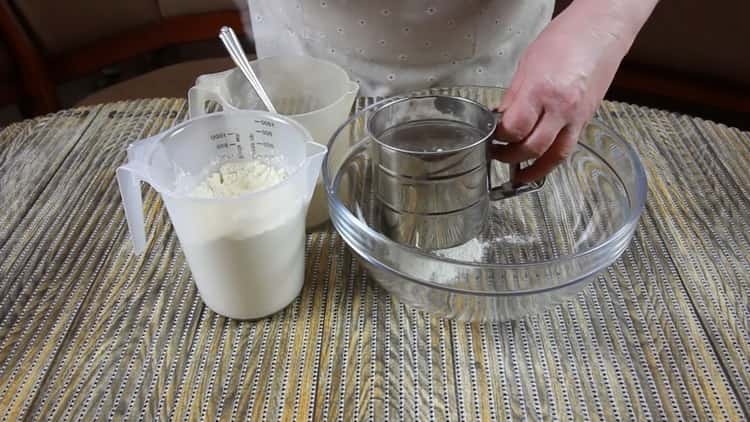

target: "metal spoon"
[218,26,277,113]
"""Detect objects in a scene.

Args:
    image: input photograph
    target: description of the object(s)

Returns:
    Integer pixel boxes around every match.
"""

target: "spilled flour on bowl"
[434,238,487,263]
[417,238,489,285]
[384,238,489,286]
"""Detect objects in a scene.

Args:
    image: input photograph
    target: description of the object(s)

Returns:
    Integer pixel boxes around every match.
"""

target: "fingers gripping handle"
[117,166,147,254]
[489,111,546,200]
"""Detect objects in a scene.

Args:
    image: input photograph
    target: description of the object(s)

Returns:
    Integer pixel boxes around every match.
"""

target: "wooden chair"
[0,0,55,115]
[0,0,247,116]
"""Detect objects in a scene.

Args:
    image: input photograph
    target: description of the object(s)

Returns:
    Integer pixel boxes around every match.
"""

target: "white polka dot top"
[246,0,553,96]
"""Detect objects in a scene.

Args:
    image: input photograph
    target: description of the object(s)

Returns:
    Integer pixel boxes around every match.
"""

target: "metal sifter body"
[367,95,545,249]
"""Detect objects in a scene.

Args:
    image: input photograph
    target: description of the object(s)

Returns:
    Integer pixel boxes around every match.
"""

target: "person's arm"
[494,0,659,183]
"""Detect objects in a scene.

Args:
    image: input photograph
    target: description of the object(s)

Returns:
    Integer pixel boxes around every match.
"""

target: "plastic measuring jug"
[188,55,359,228]
[116,111,326,319]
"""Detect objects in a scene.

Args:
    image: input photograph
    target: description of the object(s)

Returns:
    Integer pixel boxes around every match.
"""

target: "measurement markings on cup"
[211,132,244,159]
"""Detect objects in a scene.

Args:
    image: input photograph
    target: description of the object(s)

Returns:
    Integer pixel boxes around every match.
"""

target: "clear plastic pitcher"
[117,111,327,319]
[188,55,359,228]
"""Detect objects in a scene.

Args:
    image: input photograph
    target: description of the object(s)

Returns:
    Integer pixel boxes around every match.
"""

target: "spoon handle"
[219,26,278,114]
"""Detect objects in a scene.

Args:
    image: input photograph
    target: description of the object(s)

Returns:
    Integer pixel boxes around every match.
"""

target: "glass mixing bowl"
[323,88,647,321]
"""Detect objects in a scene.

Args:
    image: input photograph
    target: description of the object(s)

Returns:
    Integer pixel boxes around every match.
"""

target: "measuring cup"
[368,95,545,250]
[188,55,359,228]
[117,111,326,319]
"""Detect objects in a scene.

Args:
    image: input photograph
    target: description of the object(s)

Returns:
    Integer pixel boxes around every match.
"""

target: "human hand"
[494,0,654,183]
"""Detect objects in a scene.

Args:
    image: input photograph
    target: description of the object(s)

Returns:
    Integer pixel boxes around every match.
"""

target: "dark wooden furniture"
[0,2,245,116]
[609,63,750,131]
[0,0,56,114]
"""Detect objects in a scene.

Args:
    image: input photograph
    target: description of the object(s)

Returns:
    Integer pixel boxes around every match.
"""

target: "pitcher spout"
[303,142,328,201]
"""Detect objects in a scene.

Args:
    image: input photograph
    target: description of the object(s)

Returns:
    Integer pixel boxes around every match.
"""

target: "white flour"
[434,238,487,263]
[190,160,287,198]
[430,238,488,284]
[384,238,488,286]
[177,159,305,319]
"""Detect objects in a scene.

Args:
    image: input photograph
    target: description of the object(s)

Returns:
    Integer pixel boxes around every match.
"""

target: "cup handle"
[188,70,233,118]
[188,86,224,118]
[116,165,147,254]
[488,112,546,201]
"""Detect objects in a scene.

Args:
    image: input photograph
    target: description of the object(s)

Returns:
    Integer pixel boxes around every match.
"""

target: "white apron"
[246,0,553,96]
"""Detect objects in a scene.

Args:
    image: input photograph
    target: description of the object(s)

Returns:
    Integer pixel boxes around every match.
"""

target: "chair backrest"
[0,0,246,116]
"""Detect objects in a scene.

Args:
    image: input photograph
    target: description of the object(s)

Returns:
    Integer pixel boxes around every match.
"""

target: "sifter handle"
[488,111,546,200]
[488,163,546,200]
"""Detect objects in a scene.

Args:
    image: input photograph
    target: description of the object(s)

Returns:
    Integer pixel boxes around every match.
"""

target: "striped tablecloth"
[0,88,748,420]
